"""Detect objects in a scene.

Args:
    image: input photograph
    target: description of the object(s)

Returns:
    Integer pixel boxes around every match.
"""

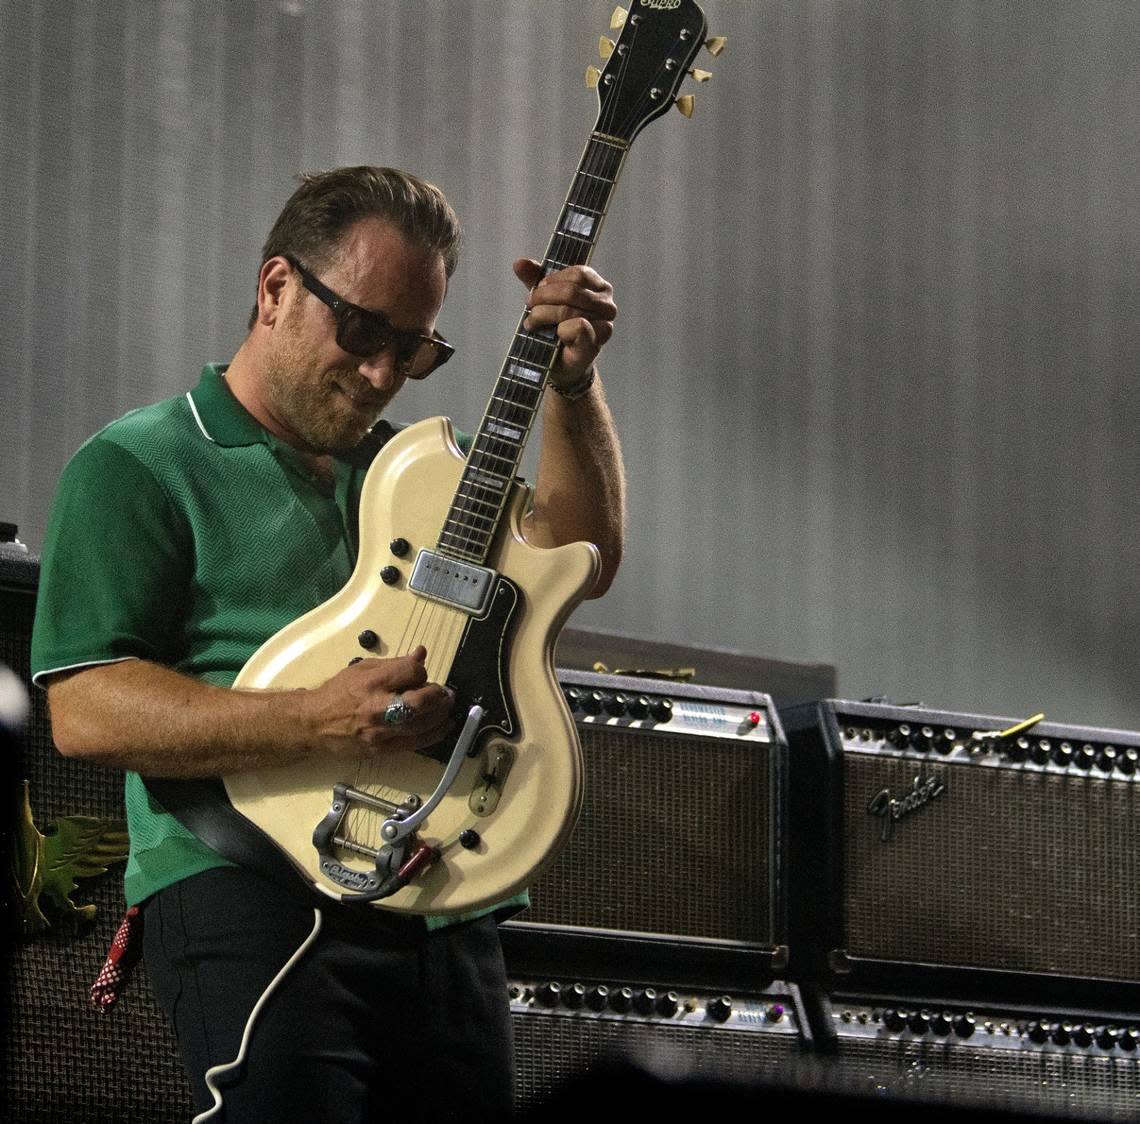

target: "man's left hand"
[514,259,617,391]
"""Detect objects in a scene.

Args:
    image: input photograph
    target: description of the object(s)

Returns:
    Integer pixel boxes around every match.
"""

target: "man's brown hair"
[248,166,461,328]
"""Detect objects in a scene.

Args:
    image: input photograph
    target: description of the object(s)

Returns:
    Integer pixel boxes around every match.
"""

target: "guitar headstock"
[586,2,724,141]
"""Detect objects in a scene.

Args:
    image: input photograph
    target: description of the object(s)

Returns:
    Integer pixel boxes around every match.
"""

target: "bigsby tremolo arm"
[312,703,485,901]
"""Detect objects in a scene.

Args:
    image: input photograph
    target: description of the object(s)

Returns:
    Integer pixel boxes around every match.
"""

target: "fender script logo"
[866,775,946,841]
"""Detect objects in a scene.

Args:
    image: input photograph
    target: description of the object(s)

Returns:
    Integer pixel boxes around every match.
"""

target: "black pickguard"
[417,574,521,764]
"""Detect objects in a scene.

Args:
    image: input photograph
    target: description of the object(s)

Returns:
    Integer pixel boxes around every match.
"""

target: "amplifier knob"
[932,1011,953,1036]
[908,1010,932,1034]
[883,1009,907,1033]
[586,986,609,1012]
[707,996,733,1023]
[1053,1022,1074,1046]
[1027,1021,1050,1044]
[536,982,561,1008]
[606,692,629,718]
[1075,744,1097,770]
[1096,746,1118,773]
[1120,748,1139,776]
[1053,741,1075,767]
[649,698,674,723]
[563,983,587,1010]
[1030,739,1052,766]
[1097,1026,1122,1050]
[953,1013,977,1038]
[564,688,585,713]
[1072,1024,1094,1048]
[936,729,957,755]
[1007,736,1030,763]
[657,991,680,1018]
[886,724,911,749]
[627,695,651,719]
[609,987,634,1014]
[634,988,658,1016]
[582,691,605,716]
[912,727,936,753]
[1119,1028,1140,1052]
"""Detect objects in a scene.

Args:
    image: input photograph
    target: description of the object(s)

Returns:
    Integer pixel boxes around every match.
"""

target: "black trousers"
[142,867,515,1123]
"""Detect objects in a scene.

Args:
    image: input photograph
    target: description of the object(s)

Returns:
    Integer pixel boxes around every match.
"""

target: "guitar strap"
[142,775,324,907]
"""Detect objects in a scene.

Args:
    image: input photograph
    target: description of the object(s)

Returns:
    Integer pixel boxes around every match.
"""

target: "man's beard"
[262,307,390,455]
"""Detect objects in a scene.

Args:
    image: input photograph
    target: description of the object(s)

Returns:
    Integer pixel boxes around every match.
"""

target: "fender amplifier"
[509,970,807,1114]
[813,991,1140,1121]
[509,670,788,969]
[782,700,1140,998]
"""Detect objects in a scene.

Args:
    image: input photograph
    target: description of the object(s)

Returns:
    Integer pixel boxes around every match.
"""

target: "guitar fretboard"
[438,133,629,565]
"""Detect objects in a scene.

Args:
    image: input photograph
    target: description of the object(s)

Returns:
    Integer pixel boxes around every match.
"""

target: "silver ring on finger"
[383,693,415,726]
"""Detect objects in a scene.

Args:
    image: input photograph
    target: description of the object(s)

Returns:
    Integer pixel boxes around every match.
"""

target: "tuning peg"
[675,94,695,118]
[705,36,727,56]
[688,68,712,83]
[611,7,628,30]
[599,36,616,59]
[585,65,601,90]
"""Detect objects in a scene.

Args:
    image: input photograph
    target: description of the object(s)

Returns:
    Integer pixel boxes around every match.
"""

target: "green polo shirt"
[32,364,523,926]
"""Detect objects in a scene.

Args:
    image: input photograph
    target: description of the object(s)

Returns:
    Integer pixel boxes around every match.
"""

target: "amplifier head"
[513,670,787,970]
[783,700,1140,1000]
[818,991,1140,1122]
[509,973,805,1114]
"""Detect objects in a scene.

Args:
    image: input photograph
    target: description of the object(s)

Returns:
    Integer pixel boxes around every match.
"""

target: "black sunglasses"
[285,255,454,379]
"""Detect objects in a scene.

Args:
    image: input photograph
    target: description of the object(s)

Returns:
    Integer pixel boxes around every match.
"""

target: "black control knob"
[1072,1023,1094,1048]
[581,691,605,717]
[609,987,634,1014]
[586,986,609,1012]
[357,629,380,650]
[458,829,480,850]
[908,1010,932,1035]
[627,695,651,720]
[1053,1022,1074,1046]
[536,982,561,1008]
[634,988,658,1016]
[1027,1021,1050,1045]
[1053,741,1075,767]
[1096,747,1118,773]
[1075,744,1097,770]
[1030,739,1052,766]
[563,983,587,1010]
[1007,736,1030,763]
[605,692,628,718]
[1120,748,1139,776]
[1097,1026,1121,1050]
[932,1011,953,1036]
[953,1013,977,1038]
[706,996,732,1023]
[883,1009,908,1033]
[1119,1028,1140,1052]
[886,724,911,749]
[656,991,680,1018]
[380,566,400,586]
[389,537,411,558]
[935,728,957,755]
[564,688,585,713]
[649,697,673,724]
[912,727,936,753]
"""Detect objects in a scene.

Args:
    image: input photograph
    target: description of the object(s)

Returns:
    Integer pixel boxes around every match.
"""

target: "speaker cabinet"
[511,670,787,971]
[1,556,194,1123]
[509,971,807,1114]
[811,991,1140,1122]
[782,699,1140,1002]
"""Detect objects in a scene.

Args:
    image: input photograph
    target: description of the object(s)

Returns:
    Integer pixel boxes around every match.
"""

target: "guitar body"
[225,417,599,914]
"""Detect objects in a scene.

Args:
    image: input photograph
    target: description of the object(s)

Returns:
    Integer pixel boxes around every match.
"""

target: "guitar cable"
[191,908,323,1123]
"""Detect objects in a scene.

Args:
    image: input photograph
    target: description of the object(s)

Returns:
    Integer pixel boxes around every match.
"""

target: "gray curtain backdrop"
[3,1,1137,729]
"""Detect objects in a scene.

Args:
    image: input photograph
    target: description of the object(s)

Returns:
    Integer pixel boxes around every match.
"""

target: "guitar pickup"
[408,550,496,615]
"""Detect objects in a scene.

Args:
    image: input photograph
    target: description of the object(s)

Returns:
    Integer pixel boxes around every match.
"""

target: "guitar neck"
[437,132,630,567]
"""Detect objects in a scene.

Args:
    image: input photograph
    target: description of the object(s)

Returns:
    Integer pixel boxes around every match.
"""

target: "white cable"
[191,907,323,1123]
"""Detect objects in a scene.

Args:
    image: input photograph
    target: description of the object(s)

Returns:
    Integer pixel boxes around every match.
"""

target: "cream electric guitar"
[224,1,720,915]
